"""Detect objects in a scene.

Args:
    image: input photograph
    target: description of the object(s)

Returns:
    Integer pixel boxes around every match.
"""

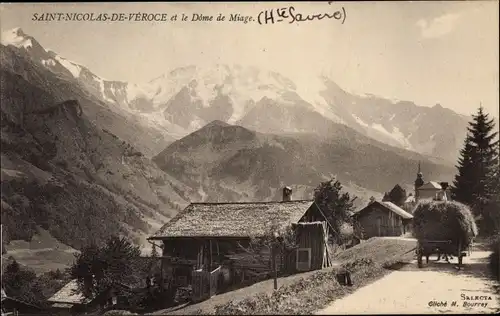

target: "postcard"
[1,2,499,315]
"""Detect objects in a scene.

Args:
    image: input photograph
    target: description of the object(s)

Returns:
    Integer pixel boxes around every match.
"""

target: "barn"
[147,188,333,302]
[352,200,413,239]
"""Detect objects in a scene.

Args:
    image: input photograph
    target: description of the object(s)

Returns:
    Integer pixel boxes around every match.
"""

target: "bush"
[338,223,356,246]
[488,233,500,280]
[413,200,478,248]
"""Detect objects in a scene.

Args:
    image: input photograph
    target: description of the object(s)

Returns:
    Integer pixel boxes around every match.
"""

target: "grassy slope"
[3,227,79,275]
[153,237,417,315]
[334,237,417,264]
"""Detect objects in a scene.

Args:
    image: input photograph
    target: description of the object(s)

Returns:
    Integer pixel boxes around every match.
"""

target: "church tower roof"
[415,161,424,188]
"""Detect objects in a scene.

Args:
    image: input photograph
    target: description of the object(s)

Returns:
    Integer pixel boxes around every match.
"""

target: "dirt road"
[316,250,499,314]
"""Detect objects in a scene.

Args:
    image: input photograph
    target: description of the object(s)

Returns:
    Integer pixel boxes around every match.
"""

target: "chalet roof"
[418,181,443,190]
[354,201,414,220]
[149,200,317,239]
[47,279,90,305]
[2,288,43,310]
[381,201,414,219]
[47,279,134,306]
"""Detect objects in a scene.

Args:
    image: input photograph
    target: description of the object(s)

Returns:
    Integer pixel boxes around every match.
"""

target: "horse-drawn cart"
[416,239,469,268]
[412,200,477,270]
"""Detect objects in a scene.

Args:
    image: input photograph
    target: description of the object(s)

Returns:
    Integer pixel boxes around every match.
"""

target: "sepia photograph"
[0,1,499,315]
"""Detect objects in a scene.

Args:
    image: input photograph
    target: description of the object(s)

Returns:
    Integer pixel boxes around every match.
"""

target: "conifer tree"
[452,106,499,218]
[384,184,407,207]
[451,134,478,206]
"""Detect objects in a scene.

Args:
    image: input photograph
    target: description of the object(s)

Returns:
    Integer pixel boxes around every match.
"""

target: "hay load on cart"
[412,200,478,268]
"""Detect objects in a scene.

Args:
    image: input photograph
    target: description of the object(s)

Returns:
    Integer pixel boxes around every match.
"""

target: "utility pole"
[272,243,278,290]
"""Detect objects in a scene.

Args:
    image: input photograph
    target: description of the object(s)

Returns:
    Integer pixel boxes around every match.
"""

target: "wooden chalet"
[148,187,333,302]
[352,200,414,239]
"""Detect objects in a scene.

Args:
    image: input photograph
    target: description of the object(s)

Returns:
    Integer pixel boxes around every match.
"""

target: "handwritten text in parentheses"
[257,6,346,26]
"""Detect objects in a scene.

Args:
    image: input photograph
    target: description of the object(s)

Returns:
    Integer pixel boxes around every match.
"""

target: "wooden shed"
[148,197,332,303]
[352,200,413,239]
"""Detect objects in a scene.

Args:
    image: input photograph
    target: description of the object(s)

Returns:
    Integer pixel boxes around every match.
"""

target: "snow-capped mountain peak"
[1,27,470,163]
[2,28,131,109]
[147,63,292,106]
[2,27,77,76]
[53,55,82,78]
[1,27,34,49]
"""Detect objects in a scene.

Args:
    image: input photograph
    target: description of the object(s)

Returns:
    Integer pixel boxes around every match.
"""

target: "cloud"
[416,13,461,39]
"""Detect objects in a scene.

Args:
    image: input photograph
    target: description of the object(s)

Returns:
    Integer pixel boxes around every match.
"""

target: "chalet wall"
[418,189,441,200]
[159,224,329,290]
[357,206,407,239]
[284,222,330,274]
[161,238,282,289]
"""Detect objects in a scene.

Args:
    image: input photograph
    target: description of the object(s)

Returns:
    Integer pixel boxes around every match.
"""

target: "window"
[296,248,311,271]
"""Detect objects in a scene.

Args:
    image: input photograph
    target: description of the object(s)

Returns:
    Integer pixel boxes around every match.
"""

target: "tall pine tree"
[451,134,479,206]
[452,106,499,220]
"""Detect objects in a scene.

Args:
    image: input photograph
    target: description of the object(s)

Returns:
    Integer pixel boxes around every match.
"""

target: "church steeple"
[415,161,424,200]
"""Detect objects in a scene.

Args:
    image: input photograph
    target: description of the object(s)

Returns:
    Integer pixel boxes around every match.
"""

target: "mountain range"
[1,27,470,162]
[1,27,463,269]
[153,120,455,204]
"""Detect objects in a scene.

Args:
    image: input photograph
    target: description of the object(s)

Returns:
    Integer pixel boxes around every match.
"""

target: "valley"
[1,27,462,273]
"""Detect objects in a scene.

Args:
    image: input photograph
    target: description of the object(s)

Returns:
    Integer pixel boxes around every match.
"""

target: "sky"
[0,1,498,118]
